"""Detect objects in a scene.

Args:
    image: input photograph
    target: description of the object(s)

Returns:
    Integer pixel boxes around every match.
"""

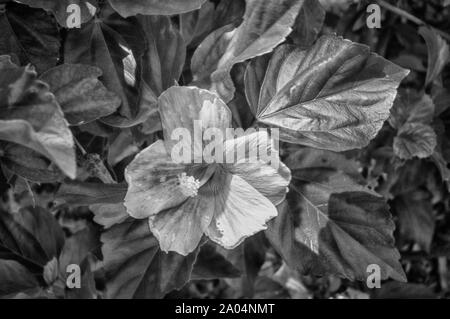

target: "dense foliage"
[0,0,449,299]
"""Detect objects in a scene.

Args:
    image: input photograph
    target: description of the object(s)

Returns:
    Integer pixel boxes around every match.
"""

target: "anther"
[178,172,200,197]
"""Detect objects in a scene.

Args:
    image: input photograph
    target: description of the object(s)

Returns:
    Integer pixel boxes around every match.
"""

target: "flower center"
[178,172,200,197]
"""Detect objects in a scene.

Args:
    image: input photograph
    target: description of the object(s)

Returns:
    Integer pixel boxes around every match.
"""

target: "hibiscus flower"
[124,86,291,256]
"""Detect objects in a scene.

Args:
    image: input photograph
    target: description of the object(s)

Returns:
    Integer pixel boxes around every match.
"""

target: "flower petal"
[224,131,291,205]
[223,130,277,162]
[205,171,278,249]
[124,140,188,218]
[158,86,232,159]
[148,196,215,256]
[229,162,290,205]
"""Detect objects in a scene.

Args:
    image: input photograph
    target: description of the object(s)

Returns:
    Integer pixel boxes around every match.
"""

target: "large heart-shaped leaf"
[108,0,206,17]
[266,148,406,281]
[40,64,121,125]
[0,57,76,178]
[245,36,409,152]
[16,0,98,28]
[191,0,304,103]
[0,2,60,74]
[101,218,199,298]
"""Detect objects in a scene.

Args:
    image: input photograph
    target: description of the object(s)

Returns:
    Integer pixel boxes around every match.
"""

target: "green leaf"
[108,0,206,17]
[243,54,271,116]
[59,227,98,273]
[0,207,65,296]
[392,53,427,73]
[266,148,406,282]
[245,37,409,152]
[58,226,99,299]
[180,1,215,47]
[393,191,435,252]
[64,8,147,126]
[13,207,65,261]
[433,88,450,116]
[419,26,450,87]
[393,123,437,159]
[431,151,450,191]
[0,59,76,179]
[65,263,96,299]
[0,260,39,296]
[389,159,429,196]
[222,233,269,298]
[43,257,58,286]
[40,64,121,125]
[283,145,363,177]
[291,0,325,48]
[106,130,139,166]
[389,91,435,129]
[191,242,241,280]
[101,218,198,298]
[0,2,60,74]
[191,0,304,102]
[17,0,98,28]
[179,0,245,47]
[389,92,437,160]
[270,194,406,282]
[56,181,127,205]
[1,144,64,183]
[138,15,186,97]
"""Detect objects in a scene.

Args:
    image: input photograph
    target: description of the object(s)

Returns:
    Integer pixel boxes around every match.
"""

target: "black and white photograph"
[0,0,449,306]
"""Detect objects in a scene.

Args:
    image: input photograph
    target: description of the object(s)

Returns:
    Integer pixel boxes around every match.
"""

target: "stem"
[378,0,424,25]
[83,153,116,184]
[74,136,87,156]
[377,0,450,42]
[74,137,116,184]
